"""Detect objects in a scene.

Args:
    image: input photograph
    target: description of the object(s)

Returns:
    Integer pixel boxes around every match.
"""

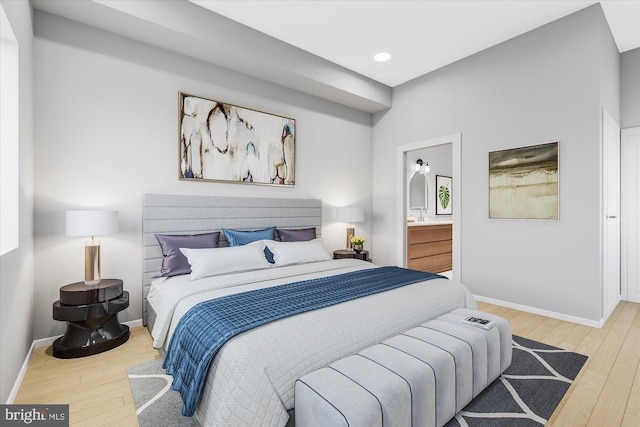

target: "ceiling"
[31,0,639,112]
[192,0,640,87]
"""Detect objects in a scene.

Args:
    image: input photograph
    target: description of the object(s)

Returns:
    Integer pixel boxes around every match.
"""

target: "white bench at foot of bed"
[294,308,512,427]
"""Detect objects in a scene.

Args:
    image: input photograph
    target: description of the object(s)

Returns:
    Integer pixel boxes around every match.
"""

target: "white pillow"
[265,238,331,267]
[180,243,272,280]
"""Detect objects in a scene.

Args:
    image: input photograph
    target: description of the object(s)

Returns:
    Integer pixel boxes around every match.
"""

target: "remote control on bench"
[460,315,495,330]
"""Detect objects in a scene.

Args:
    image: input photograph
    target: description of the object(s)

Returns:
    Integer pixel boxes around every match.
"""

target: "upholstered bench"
[294,308,512,427]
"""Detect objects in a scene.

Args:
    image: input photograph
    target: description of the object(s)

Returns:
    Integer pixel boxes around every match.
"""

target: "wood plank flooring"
[13,301,640,426]
[14,327,161,427]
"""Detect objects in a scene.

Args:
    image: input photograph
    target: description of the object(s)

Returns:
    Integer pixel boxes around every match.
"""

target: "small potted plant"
[350,236,365,253]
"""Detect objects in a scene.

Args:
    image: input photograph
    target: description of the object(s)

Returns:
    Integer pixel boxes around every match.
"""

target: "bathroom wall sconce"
[415,159,431,174]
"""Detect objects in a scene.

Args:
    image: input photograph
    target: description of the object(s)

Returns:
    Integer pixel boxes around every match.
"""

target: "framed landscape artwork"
[489,141,559,220]
[436,175,453,215]
[179,92,296,186]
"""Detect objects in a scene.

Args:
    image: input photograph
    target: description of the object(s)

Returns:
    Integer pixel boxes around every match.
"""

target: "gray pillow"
[276,227,317,242]
[155,232,219,277]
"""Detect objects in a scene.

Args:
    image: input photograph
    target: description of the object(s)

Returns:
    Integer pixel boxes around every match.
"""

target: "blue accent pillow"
[264,247,275,264]
[222,227,276,246]
[222,227,276,263]
[155,232,219,277]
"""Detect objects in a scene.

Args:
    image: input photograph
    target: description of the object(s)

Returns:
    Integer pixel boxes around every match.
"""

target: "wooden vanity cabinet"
[407,224,452,273]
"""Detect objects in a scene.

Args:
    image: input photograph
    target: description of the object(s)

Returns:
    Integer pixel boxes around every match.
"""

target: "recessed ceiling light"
[373,52,391,62]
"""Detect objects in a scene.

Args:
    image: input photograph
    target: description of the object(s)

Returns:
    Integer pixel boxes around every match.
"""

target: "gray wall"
[372,4,619,323]
[621,48,640,128]
[32,11,373,340]
[0,0,34,403]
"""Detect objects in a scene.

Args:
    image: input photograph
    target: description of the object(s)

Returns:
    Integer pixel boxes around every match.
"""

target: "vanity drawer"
[407,224,452,274]
[408,224,452,244]
[407,252,452,274]
[409,240,452,259]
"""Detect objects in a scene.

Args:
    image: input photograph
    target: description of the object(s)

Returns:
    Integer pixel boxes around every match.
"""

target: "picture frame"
[178,92,296,186]
[436,175,453,215]
[489,141,559,220]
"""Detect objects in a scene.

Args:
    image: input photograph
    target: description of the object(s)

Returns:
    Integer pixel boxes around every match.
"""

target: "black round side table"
[52,279,130,359]
[333,249,370,262]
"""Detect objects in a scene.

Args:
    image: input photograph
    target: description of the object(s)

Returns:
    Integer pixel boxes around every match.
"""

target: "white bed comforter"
[147,259,477,427]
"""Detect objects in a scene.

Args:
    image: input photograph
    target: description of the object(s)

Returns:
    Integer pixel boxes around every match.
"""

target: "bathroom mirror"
[409,171,428,210]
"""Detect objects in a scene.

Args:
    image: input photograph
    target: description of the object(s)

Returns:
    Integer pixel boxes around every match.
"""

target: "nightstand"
[333,249,370,262]
[52,279,130,359]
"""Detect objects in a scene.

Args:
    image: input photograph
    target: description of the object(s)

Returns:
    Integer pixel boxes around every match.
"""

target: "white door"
[622,127,640,303]
[602,109,621,320]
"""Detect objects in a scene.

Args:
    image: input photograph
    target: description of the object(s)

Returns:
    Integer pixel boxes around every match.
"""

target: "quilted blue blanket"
[163,266,444,416]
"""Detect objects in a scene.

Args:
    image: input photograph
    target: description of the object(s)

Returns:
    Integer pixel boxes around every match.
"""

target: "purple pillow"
[155,232,219,277]
[276,227,317,242]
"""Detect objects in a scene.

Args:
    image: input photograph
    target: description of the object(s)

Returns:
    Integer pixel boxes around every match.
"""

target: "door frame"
[396,133,461,280]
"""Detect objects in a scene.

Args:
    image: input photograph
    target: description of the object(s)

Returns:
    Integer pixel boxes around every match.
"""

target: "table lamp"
[65,210,119,285]
[336,206,364,250]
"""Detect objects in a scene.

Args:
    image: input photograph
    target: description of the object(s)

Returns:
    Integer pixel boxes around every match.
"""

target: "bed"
[142,194,477,427]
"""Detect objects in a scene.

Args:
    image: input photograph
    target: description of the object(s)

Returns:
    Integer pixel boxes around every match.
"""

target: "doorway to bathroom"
[396,134,461,280]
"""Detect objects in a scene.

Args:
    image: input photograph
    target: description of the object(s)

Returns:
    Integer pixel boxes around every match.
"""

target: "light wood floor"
[14,301,640,426]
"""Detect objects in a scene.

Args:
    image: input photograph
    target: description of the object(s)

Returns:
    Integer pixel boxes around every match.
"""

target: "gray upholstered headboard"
[142,194,323,325]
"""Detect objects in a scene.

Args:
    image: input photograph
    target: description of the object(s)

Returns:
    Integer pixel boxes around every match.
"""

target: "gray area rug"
[127,358,199,427]
[444,335,588,427]
[128,335,587,427]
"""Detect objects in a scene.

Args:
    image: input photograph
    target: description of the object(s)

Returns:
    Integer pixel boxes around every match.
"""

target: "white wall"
[372,4,619,323]
[0,0,34,403]
[33,11,373,339]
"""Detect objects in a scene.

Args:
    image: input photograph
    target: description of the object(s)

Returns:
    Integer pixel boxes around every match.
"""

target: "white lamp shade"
[336,206,364,223]
[65,210,119,237]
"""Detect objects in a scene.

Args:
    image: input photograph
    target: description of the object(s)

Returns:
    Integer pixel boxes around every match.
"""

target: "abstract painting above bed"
[178,92,296,186]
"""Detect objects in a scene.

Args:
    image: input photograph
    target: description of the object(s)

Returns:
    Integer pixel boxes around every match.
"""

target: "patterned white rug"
[128,335,587,427]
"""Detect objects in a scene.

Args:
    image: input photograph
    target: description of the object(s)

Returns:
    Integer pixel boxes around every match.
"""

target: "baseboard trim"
[5,341,35,404]
[474,295,605,329]
[33,334,62,349]
[603,295,622,322]
[124,318,143,329]
[6,318,143,404]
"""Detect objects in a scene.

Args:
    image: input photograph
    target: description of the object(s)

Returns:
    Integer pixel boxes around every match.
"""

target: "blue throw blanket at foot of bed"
[163,266,444,416]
